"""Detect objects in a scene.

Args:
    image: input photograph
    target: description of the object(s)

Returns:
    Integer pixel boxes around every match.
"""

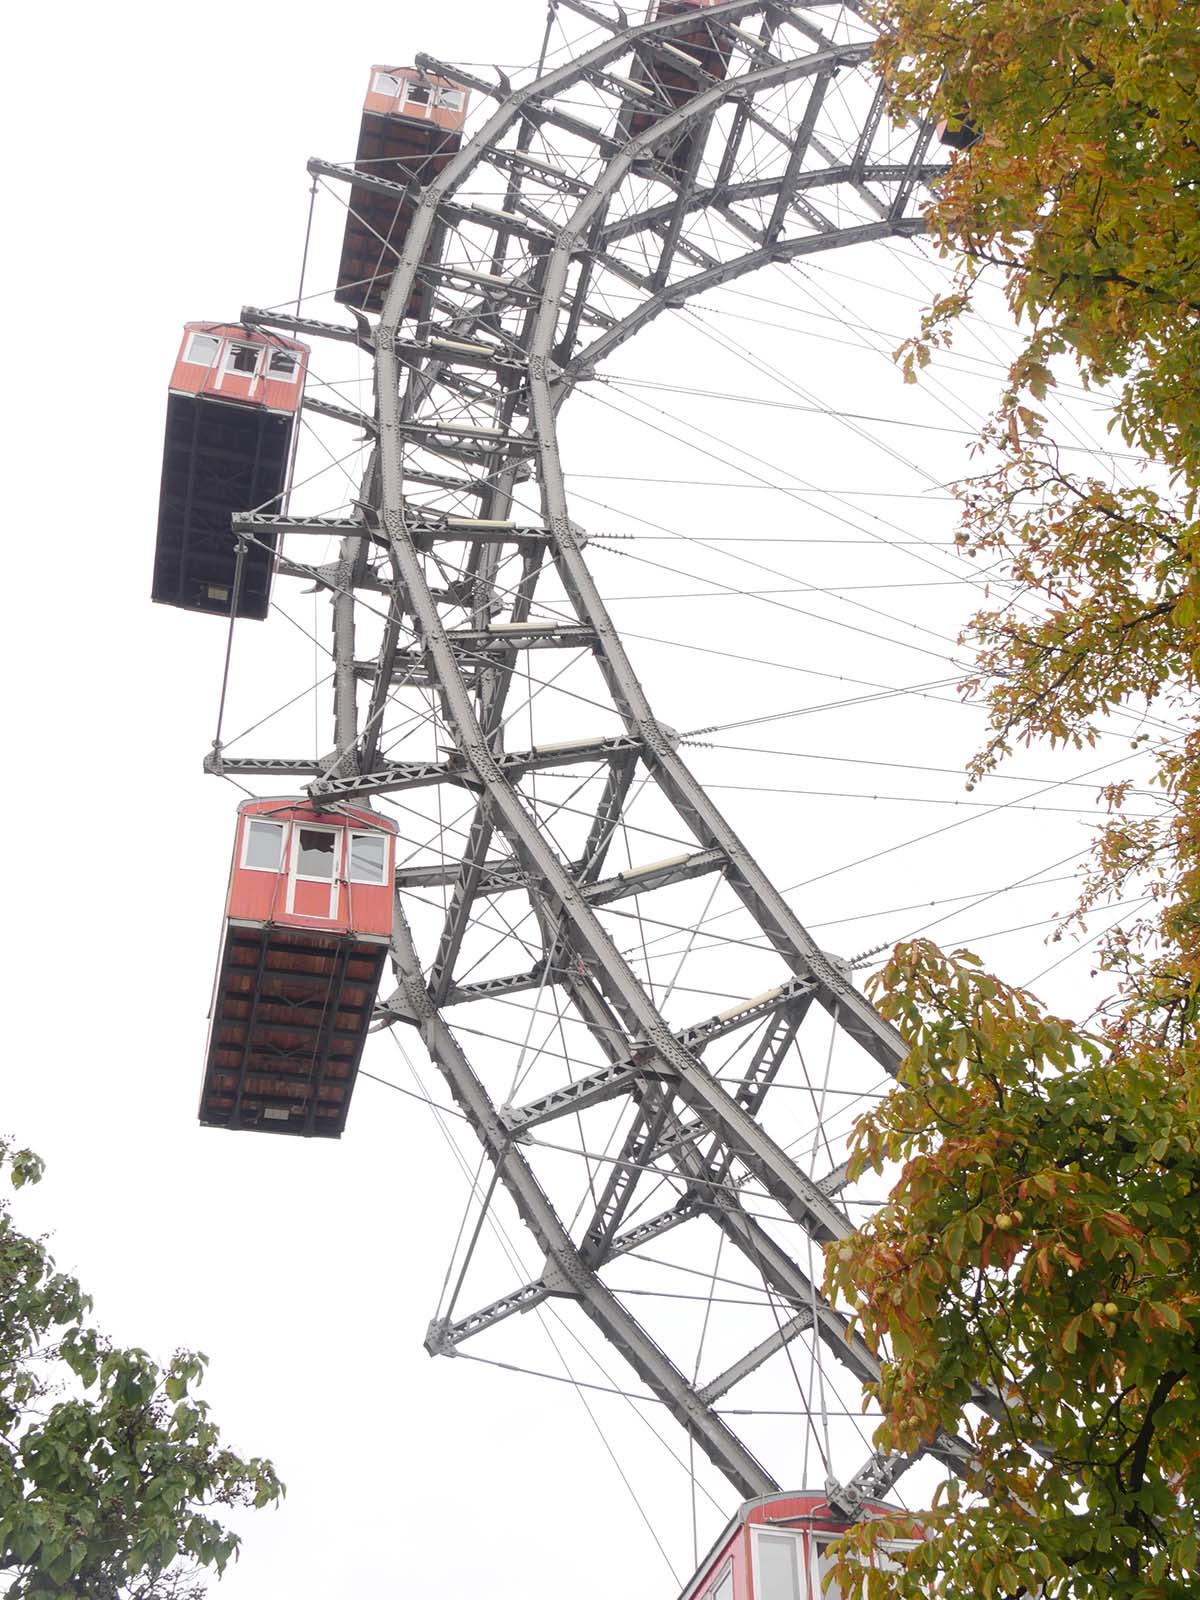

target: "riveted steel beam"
[388,901,777,1499]
[501,974,818,1136]
[216,0,956,1512]
[308,732,640,803]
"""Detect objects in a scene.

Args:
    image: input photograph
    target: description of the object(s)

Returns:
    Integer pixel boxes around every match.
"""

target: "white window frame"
[183,331,222,368]
[292,824,341,883]
[372,69,404,98]
[706,1560,734,1600]
[809,1534,912,1598]
[265,347,301,383]
[752,1527,805,1600]
[223,339,263,382]
[348,830,389,885]
[402,79,434,115]
[240,818,286,874]
[286,823,342,919]
[810,1537,839,1599]
[435,87,465,112]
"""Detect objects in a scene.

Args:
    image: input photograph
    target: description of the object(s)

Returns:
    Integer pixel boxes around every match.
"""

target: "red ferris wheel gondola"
[623,0,733,180]
[335,66,471,316]
[199,799,397,1138]
[151,323,308,620]
[681,1490,920,1600]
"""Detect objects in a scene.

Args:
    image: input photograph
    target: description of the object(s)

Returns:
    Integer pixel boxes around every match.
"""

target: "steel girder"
[228,1,964,1511]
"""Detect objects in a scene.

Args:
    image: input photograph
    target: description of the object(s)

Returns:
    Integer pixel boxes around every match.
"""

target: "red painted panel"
[362,65,469,132]
[684,1523,741,1600]
[169,324,309,417]
[199,923,389,1137]
[226,798,396,938]
[651,0,725,15]
[680,1491,913,1600]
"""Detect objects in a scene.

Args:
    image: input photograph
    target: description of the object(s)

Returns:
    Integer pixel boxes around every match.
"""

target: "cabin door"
[287,823,342,920]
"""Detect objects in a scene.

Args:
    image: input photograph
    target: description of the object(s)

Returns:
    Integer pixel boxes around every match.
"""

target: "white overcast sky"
[5,4,1165,1597]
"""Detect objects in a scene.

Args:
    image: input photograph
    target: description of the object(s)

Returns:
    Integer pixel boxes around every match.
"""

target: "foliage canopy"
[876,0,1199,488]
[827,944,1200,1598]
[824,2,1200,1595]
[0,1141,281,1599]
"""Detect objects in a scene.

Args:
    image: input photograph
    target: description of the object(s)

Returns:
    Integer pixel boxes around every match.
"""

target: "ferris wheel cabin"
[936,112,981,151]
[198,800,397,1138]
[625,0,732,178]
[151,324,308,620]
[335,66,470,316]
[682,1491,917,1600]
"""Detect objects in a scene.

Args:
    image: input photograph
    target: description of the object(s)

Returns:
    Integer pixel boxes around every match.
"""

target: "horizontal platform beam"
[501,972,819,1135]
[394,842,721,908]
[232,513,373,540]
[204,752,325,777]
[395,335,530,377]
[698,1313,812,1405]
[585,847,726,906]
[309,732,641,803]
[426,1197,700,1351]
[442,967,551,1006]
[242,305,368,348]
[502,1056,673,1133]
[302,395,377,430]
[439,197,561,246]
[362,629,598,678]
[395,419,537,454]
[307,156,409,201]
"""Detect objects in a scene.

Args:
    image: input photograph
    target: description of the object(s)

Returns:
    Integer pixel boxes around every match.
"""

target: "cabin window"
[811,1536,908,1595]
[812,1540,840,1598]
[225,342,262,377]
[267,349,300,382]
[755,1531,803,1600]
[243,819,285,872]
[184,332,221,367]
[349,832,388,885]
[436,87,465,112]
[403,81,433,110]
[295,827,338,880]
[707,1563,734,1600]
[373,70,404,97]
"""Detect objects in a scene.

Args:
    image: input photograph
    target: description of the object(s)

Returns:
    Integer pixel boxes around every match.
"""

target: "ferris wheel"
[150,1,987,1587]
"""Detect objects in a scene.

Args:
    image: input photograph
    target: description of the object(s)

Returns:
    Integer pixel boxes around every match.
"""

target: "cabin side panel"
[152,393,290,618]
[200,926,387,1137]
[625,1,732,178]
[170,326,307,415]
[229,806,395,938]
[336,68,468,313]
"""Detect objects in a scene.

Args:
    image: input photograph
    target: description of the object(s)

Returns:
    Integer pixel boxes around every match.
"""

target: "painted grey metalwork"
[225,0,963,1510]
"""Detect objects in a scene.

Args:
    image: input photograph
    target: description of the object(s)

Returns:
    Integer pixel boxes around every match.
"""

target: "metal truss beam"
[390,844,722,908]
[227,0,960,1513]
[388,902,778,1499]
[308,732,641,804]
[501,975,818,1135]
[361,14,928,1499]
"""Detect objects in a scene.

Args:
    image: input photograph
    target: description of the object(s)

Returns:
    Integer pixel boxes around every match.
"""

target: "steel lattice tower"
[207,0,978,1517]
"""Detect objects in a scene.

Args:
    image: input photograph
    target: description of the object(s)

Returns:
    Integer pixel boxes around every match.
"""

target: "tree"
[875,0,1199,487]
[0,1140,282,1598]
[821,2,1200,1594]
[826,943,1200,1598]
[877,0,1200,894]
